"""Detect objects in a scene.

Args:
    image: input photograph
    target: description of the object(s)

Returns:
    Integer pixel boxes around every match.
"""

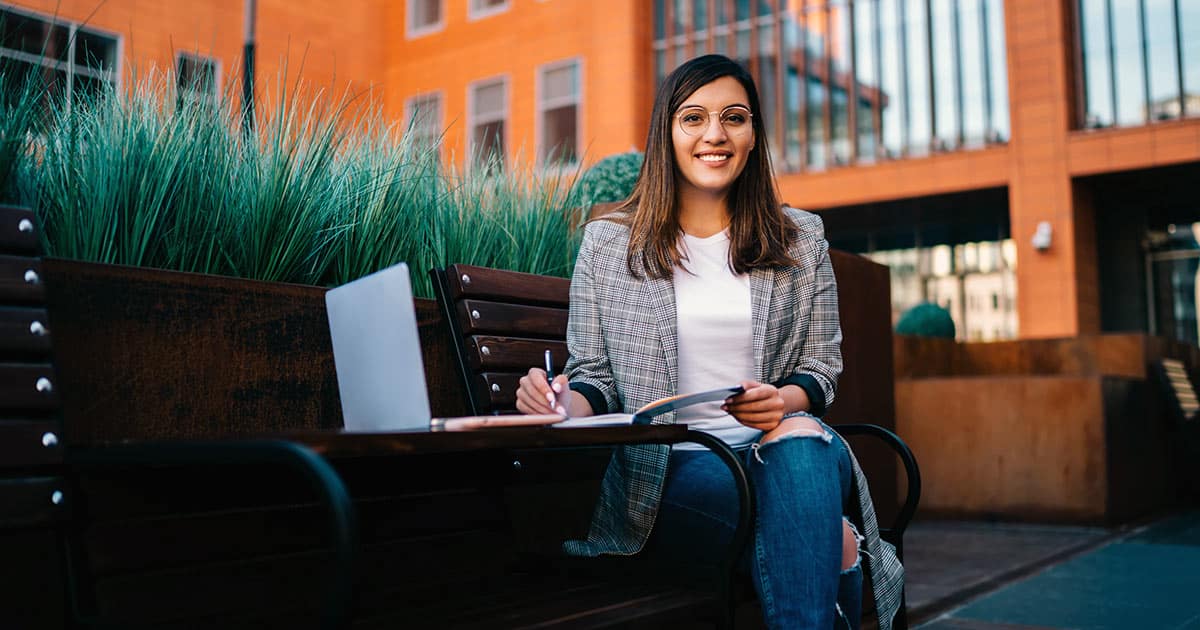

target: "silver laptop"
[325,262,432,432]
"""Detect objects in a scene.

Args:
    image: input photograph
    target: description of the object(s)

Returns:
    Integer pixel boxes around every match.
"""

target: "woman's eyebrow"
[678,102,751,110]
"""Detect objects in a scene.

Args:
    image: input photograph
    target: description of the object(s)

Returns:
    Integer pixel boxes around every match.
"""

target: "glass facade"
[653,0,1010,173]
[1078,0,1200,128]
[0,6,119,108]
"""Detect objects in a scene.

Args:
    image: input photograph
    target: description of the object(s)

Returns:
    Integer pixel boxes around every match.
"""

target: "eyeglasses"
[674,105,754,136]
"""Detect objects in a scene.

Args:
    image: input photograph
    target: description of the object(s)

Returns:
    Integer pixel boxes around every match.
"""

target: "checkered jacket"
[561,207,904,629]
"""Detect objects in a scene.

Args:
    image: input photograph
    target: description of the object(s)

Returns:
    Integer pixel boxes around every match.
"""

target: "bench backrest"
[0,204,70,628]
[431,264,570,414]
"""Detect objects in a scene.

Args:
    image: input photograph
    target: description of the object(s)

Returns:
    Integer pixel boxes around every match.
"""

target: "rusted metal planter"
[42,259,468,445]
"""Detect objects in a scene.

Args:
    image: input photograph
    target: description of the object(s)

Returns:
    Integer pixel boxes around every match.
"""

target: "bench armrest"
[833,423,921,554]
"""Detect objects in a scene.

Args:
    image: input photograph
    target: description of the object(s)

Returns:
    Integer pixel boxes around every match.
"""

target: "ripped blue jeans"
[645,419,862,629]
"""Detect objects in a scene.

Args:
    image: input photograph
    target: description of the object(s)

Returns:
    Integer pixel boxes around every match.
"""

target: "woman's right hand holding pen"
[516,368,570,416]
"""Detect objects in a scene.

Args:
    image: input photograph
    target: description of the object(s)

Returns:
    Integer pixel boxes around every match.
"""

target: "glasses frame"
[673,105,755,137]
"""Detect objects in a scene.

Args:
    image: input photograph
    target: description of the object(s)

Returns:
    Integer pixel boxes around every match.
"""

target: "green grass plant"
[10,65,591,296]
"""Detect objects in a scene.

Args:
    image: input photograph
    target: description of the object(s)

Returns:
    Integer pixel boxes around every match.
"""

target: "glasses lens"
[720,107,751,132]
[678,107,708,135]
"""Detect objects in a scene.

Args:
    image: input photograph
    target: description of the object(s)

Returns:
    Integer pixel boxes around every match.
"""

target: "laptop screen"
[325,263,432,432]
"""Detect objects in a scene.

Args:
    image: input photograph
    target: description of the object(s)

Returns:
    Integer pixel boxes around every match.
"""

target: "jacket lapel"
[646,274,679,395]
[750,266,774,382]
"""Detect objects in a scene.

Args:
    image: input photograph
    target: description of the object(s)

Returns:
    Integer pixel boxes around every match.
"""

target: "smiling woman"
[513,54,906,630]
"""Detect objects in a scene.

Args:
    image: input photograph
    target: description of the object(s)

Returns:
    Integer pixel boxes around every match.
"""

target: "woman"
[516,54,902,629]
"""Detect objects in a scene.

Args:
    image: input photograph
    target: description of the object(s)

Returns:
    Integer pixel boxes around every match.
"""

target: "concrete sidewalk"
[908,511,1200,629]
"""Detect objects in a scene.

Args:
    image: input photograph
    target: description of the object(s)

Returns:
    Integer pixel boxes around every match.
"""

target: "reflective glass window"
[931,0,958,149]
[1145,0,1180,120]
[1111,0,1147,125]
[853,0,878,162]
[905,0,931,155]
[959,0,986,146]
[1184,2,1200,110]
[985,0,1008,141]
[879,0,904,158]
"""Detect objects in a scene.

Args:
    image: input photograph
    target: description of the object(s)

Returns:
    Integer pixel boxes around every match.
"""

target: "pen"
[544,349,557,411]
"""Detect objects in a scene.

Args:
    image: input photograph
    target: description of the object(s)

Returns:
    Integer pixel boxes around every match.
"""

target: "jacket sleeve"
[564,224,620,415]
[775,212,843,416]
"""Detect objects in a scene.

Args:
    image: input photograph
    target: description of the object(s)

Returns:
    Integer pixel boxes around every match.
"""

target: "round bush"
[577,151,643,208]
[895,302,957,339]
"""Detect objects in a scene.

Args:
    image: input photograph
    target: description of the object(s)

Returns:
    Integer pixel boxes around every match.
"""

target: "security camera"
[1031,221,1052,251]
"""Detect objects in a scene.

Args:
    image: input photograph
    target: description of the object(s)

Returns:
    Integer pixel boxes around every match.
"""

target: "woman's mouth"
[696,152,731,163]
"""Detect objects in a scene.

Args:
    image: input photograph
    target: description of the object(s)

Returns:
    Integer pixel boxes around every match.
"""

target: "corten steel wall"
[385,0,654,168]
[5,0,387,102]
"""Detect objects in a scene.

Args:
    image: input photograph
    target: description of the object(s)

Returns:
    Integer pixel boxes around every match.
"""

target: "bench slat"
[456,299,568,338]
[0,255,45,304]
[468,335,568,371]
[446,264,569,307]
[0,420,63,466]
[473,372,522,409]
[0,206,39,255]
[0,476,70,527]
[0,362,59,411]
[0,306,53,357]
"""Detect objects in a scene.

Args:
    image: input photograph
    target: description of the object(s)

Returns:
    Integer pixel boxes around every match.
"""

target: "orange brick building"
[4,0,1200,344]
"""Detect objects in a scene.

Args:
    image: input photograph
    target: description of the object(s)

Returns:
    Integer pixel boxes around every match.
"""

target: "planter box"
[42,259,468,445]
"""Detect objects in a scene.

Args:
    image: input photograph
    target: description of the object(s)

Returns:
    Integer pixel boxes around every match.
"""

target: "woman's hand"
[516,368,569,416]
[723,380,788,432]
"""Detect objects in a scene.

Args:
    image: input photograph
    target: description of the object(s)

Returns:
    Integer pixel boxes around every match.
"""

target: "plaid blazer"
[561,207,904,629]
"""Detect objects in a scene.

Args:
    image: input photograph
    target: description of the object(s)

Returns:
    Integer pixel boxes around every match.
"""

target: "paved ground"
[908,511,1200,630]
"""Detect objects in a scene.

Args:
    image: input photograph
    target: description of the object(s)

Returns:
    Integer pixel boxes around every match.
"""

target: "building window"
[469,0,510,20]
[538,59,581,167]
[0,5,119,107]
[1078,0,1200,129]
[407,0,444,38]
[405,91,443,149]
[176,53,218,105]
[652,0,1009,173]
[470,77,507,171]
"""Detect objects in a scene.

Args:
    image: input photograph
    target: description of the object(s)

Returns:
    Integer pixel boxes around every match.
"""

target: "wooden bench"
[432,262,921,629]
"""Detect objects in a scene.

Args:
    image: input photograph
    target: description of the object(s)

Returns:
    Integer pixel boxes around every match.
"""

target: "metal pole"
[242,0,257,134]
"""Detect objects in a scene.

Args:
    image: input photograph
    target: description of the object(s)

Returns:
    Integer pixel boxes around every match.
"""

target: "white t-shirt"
[672,230,761,449]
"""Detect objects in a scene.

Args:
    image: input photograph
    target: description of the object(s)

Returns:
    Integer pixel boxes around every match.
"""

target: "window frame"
[404,89,445,148]
[468,0,511,22]
[406,0,445,39]
[467,74,510,172]
[535,57,584,169]
[174,51,221,105]
[0,3,123,103]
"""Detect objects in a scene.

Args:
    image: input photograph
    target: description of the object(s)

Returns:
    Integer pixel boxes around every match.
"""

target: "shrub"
[895,302,957,339]
[576,151,642,208]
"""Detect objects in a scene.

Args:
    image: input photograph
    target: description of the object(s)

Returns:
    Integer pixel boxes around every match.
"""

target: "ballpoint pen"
[544,349,558,411]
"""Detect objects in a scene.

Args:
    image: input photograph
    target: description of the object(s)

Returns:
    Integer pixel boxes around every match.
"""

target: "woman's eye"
[724,114,746,124]
[682,113,704,124]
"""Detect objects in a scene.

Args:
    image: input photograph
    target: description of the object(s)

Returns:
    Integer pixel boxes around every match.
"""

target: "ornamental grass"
[1,66,587,296]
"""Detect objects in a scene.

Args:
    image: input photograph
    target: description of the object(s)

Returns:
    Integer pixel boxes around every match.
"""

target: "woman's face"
[671,75,755,202]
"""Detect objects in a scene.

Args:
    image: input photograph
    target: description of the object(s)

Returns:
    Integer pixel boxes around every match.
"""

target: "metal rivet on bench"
[481,345,490,355]
[471,310,481,320]
[36,377,53,393]
[461,274,471,285]
[42,432,58,448]
[24,269,40,285]
[512,460,522,471]
[29,320,46,336]
[51,490,64,505]
[491,383,500,393]
[18,218,34,233]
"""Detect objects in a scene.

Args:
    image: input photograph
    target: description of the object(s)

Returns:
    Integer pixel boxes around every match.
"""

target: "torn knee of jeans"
[750,427,834,463]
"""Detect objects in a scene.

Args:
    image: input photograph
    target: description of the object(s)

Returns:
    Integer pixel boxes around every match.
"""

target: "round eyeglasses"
[675,105,754,136]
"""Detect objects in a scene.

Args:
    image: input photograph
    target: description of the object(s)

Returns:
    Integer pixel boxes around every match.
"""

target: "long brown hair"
[607,54,796,279]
